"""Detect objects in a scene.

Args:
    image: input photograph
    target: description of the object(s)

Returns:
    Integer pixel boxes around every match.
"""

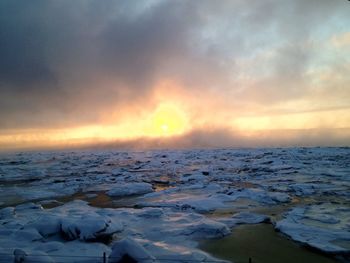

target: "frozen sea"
[0,147,349,262]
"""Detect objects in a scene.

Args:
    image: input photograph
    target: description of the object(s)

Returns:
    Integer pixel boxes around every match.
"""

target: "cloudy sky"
[0,0,349,150]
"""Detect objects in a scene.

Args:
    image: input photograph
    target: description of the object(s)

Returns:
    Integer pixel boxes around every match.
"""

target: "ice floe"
[218,212,270,228]
[0,200,231,262]
[109,237,156,263]
[107,182,154,197]
[276,203,350,254]
[0,147,349,262]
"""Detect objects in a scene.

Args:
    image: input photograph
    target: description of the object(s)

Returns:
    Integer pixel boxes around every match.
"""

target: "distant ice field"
[0,148,349,262]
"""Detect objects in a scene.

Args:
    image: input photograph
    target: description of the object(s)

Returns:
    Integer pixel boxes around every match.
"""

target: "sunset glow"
[1,4,350,263]
[0,0,349,150]
[145,103,188,137]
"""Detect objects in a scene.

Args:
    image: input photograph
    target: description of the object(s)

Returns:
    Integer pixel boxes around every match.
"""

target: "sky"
[0,0,349,150]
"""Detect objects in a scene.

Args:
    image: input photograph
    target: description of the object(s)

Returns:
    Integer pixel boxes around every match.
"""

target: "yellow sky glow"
[1,74,349,150]
[1,96,349,150]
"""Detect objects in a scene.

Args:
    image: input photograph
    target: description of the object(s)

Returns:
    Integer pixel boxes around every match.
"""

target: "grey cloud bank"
[0,0,349,148]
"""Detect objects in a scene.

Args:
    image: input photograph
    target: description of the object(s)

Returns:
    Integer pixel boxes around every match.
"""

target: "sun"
[161,124,169,132]
[147,103,187,137]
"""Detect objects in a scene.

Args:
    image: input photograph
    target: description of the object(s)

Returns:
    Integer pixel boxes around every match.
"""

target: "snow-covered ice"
[107,182,154,197]
[275,203,350,254]
[109,237,156,263]
[0,147,349,262]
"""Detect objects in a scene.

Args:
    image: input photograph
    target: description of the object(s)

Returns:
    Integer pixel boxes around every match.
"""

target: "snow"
[227,188,291,204]
[0,147,349,261]
[60,214,123,241]
[109,237,156,263]
[0,200,231,262]
[219,212,270,228]
[107,182,154,197]
[275,203,350,253]
[137,192,231,213]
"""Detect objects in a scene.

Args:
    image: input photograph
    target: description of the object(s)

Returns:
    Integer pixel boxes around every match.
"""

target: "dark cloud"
[0,1,54,88]
[0,0,349,136]
[0,0,202,128]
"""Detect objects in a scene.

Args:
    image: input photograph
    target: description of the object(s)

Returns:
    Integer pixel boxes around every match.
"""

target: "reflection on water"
[201,224,338,263]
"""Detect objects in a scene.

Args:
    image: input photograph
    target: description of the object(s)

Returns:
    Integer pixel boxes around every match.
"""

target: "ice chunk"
[86,193,98,198]
[29,214,61,237]
[289,183,316,196]
[109,237,156,263]
[60,214,123,242]
[107,182,153,197]
[185,220,231,239]
[0,207,15,219]
[137,195,228,213]
[137,208,164,218]
[276,204,350,254]
[228,188,278,204]
[13,227,43,242]
[231,212,270,224]
[180,173,206,183]
[15,202,43,212]
[218,212,270,228]
[268,192,291,203]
